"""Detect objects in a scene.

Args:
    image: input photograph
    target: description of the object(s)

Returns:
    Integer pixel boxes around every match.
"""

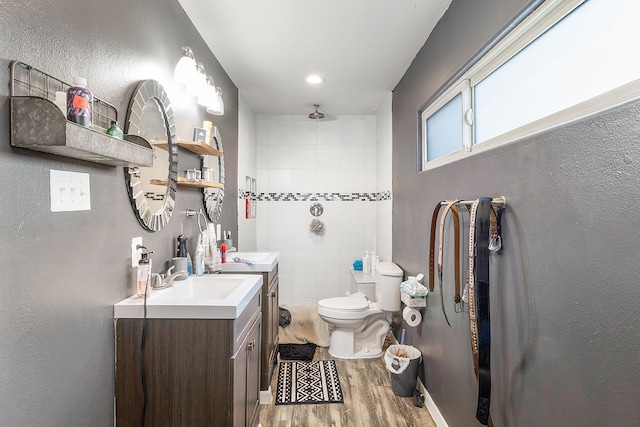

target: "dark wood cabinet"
[115,292,261,426]
[224,264,279,393]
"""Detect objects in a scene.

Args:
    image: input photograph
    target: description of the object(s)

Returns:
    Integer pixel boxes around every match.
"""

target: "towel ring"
[310,202,324,217]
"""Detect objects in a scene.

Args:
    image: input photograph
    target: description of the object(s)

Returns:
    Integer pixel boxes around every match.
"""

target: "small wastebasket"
[384,344,421,397]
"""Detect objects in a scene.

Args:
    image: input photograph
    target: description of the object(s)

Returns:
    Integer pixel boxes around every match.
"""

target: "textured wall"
[393,0,640,426]
[0,1,237,425]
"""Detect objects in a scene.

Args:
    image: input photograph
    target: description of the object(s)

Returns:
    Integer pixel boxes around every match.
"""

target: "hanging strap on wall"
[474,197,492,425]
[437,200,461,326]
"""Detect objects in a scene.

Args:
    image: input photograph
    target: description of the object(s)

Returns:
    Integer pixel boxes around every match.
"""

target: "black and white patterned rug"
[275,360,344,405]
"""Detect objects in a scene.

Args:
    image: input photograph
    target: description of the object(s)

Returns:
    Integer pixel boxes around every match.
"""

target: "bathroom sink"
[114,274,263,319]
[221,251,279,272]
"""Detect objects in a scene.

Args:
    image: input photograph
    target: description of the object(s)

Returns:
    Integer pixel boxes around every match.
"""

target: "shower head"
[308,104,325,120]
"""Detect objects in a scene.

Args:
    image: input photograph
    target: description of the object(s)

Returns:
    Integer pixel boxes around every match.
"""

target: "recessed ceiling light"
[306,75,324,84]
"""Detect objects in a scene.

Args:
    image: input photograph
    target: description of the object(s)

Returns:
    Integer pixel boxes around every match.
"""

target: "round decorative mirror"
[124,80,178,232]
[202,126,225,221]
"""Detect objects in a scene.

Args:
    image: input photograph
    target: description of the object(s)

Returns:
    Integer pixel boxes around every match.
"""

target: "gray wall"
[0,1,238,425]
[393,0,640,426]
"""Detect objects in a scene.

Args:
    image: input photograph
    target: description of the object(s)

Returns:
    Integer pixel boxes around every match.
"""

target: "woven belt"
[429,200,462,326]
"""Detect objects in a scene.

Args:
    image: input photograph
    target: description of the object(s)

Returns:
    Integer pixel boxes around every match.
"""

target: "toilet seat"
[318,296,381,320]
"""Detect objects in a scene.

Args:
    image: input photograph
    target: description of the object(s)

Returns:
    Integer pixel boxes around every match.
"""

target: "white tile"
[365,118,377,145]
[256,169,269,192]
[267,225,292,254]
[280,297,294,307]
[317,119,340,145]
[365,225,376,251]
[292,225,317,250]
[341,202,365,225]
[316,145,340,169]
[316,249,342,274]
[256,224,268,247]
[292,169,317,193]
[293,249,317,274]
[341,272,354,296]
[278,273,293,301]
[292,145,318,169]
[269,144,293,169]
[340,145,366,170]
[317,221,342,250]
[257,117,269,145]
[277,250,293,275]
[316,168,342,193]
[316,274,342,299]
[365,143,377,168]
[268,201,294,225]
[339,170,366,193]
[256,145,269,169]
[268,118,293,145]
[341,118,367,145]
[365,168,377,192]
[292,201,311,225]
[268,169,292,192]
[292,273,317,298]
[293,120,318,145]
[365,201,377,226]
[341,224,365,249]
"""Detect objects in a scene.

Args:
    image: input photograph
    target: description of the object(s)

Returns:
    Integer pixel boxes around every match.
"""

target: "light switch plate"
[131,237,143,268]
[50,170,91,212]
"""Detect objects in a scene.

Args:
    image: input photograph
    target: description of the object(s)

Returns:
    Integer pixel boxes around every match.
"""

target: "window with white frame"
[419,0,640,171]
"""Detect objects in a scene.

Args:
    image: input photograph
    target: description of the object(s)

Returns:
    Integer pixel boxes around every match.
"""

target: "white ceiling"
[178,0,452,115]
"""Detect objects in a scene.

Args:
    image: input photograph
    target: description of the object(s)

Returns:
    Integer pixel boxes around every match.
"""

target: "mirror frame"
[202,126,225,222]
[123,80,178,232]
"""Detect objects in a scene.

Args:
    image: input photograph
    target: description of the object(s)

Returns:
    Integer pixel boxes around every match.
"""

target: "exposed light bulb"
[186,62,207,96]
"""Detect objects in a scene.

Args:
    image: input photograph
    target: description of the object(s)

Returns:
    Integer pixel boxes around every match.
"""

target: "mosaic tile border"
[239,190,392,202]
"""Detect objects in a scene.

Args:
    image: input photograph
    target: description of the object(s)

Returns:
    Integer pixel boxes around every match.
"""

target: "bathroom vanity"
[221,252,279,395]
[114,275,262,426]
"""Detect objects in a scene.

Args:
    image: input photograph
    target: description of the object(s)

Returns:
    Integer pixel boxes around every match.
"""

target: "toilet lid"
[319,296,369,312]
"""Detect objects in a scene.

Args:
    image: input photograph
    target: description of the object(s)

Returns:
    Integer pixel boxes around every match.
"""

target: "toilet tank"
[375,262,403,311]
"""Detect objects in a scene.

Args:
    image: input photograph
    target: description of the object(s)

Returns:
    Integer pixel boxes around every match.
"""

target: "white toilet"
[317,261,403,359]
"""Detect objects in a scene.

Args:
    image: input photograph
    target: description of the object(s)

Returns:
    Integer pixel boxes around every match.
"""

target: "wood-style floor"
[259,343,436,427]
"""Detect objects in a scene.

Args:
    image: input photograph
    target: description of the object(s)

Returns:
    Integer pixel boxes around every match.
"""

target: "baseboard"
[417,378,449,427]
[259,386,272,405]
[389,331,449,427]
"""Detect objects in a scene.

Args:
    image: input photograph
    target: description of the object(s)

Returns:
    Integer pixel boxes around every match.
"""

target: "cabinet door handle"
[247,341,255,351]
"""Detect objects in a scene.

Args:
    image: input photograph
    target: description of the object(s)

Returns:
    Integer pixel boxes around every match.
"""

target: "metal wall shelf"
[9,61,153,167]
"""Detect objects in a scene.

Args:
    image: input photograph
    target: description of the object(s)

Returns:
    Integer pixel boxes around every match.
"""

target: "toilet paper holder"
[401,291,427,308]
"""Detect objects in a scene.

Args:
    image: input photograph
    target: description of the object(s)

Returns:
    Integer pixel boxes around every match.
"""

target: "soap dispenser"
[177,234,193,275]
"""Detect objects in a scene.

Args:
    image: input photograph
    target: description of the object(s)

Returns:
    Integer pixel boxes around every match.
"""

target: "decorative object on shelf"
[9,61,152,167]
[193,127,206,142]
[124,79,178,232]
[174,46,224,116]
[106,120,123,139]
[202,126,225,222]
[66,76,92,127]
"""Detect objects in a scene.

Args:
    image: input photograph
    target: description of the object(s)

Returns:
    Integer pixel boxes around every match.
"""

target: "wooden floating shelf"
[149,139,222,156]
[150,176,224,189]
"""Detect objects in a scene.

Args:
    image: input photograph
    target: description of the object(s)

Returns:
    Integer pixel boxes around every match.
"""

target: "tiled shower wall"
[254,97,392,306]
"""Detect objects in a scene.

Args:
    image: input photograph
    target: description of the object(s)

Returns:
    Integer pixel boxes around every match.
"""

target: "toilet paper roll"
[403,306,422,327]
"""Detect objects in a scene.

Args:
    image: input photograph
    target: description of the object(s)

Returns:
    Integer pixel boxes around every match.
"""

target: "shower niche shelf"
[9,61,153,167]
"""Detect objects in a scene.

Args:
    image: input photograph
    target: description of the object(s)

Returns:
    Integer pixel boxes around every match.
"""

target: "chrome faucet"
[152,265,188,290]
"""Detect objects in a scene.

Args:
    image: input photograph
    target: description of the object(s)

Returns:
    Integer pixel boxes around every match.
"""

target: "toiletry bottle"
[221,242,227,263]
[363,251,371,275]
[371,251,377,276]
[195,245,205,276]
[106,120,123,139]
[136,251,152,298]
[186,251,193,275]
[66,77,93,127]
